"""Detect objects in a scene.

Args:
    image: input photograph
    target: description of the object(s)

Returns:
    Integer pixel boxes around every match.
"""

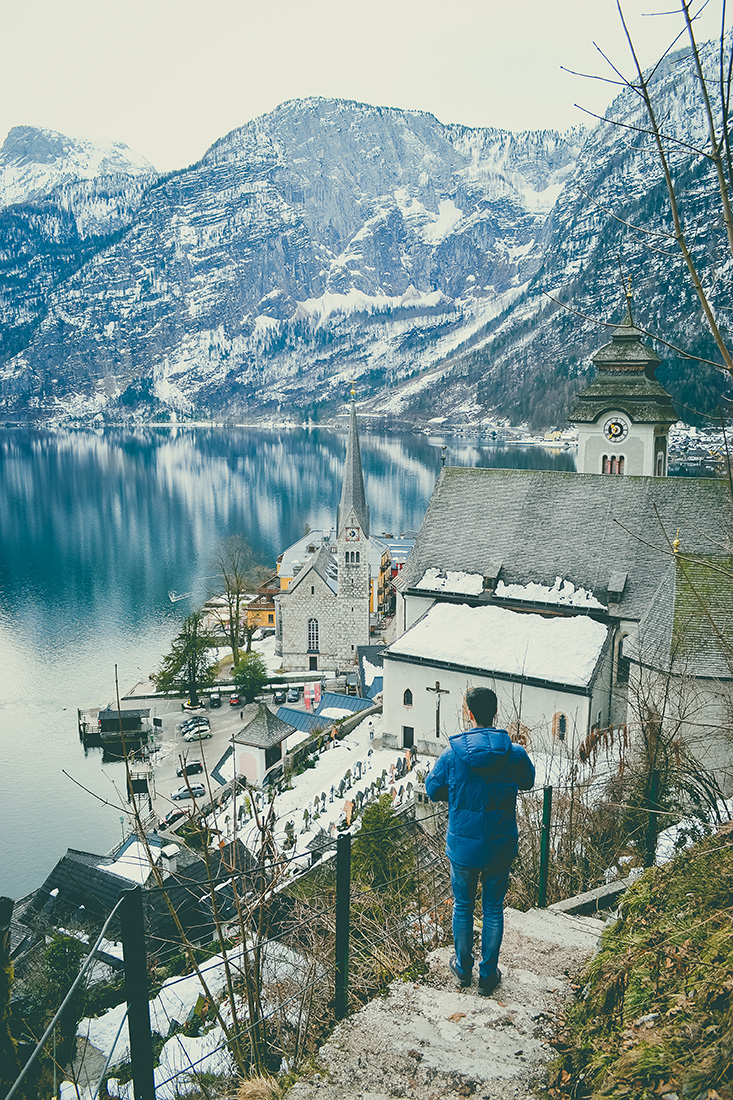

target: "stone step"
[284,906,605,1100]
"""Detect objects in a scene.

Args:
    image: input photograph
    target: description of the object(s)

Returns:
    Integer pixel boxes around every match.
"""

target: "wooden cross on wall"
[426,681,450,740]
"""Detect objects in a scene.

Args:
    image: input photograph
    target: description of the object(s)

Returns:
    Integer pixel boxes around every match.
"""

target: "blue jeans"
[450,861,510,980]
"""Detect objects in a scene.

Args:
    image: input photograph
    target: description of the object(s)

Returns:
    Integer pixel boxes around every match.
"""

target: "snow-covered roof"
[101,838,162,885]
[385,603,609,688]
[495,576,605,610]
[415,568,484,596]
[401,467,733,622]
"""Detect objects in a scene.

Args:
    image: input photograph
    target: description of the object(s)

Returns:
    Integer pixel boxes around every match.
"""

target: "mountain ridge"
[0,65,731,426]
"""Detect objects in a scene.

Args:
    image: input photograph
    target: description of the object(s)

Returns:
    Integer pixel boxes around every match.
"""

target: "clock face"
[345,527,360,542]
[603,416,629,443]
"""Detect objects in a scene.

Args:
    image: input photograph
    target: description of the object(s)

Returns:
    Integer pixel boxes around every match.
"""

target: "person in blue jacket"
[425,686,534,995]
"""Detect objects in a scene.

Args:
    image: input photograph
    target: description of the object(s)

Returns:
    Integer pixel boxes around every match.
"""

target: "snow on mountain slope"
[3,55,729,429]
[0,99,581,422]
[0,125,156,208]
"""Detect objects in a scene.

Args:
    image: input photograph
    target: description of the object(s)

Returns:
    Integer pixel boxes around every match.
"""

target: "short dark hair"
[465,687,497,728]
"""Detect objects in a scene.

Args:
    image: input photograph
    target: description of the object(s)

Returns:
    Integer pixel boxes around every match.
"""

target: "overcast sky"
[2,1,729,172]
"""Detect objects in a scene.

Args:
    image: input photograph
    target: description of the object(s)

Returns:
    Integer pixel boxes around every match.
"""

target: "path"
[285,906,604,1100]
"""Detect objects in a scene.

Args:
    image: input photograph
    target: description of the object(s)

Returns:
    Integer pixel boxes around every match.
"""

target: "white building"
[568,297,678,477]
[382,602,612,755]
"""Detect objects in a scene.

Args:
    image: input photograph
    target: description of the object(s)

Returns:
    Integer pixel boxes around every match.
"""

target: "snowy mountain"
[0,103,580,421]
[0,54,731,425]
[0,125,156,213]
[0,126,157,377]
[425,37,733,426]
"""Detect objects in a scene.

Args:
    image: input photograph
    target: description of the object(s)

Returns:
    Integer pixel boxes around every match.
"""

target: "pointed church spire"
[337,385,370,539]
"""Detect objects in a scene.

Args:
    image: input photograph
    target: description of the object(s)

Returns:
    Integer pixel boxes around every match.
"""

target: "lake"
[0,425,577,898]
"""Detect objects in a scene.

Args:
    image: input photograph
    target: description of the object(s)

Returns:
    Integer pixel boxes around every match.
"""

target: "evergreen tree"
[351,794,413,890]
[152,611,218,705]
[233,651,268,703]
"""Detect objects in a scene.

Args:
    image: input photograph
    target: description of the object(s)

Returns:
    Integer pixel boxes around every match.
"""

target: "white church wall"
[381,656,593,758]
[401,592,436,636]
[623,663,733,799]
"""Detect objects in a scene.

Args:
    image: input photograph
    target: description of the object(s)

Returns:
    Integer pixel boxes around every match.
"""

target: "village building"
[568,297,678,476]
[274,396,391,670]
[233,703,294,785]
[29,834,256,957]
[382,304,733,791]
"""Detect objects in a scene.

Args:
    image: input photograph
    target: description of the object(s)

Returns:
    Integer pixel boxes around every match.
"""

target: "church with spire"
[274,393,390,671]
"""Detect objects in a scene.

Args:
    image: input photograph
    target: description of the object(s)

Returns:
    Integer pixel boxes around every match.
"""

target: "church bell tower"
[336,387,371,664]
[568,293,678,476]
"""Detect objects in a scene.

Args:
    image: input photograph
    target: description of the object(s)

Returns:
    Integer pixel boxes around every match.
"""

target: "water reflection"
[0,425,575,897]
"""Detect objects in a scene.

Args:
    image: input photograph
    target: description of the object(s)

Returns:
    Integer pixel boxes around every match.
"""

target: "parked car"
[180,717,210,733]
[209,690,222,708]
[286,686,300,703]
[158,808,188,830]
[273,689,287,705]
[170,783,206,801]
[183,728,212,742]
[176,760,204,778]
[229,692,241,706]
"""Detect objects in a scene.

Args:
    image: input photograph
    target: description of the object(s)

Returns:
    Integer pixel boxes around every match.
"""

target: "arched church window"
[602,455,611,474]
[611,456,619,474]
[403,688,413,706]
[618,456,625,474]
[356,551,360,564]
[656,451,664,477]
[552,713,567,741]
[307,618,319,652]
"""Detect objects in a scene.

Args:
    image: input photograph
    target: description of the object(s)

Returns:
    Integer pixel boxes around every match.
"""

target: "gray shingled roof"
[401,468,733,624]
[287,544,338,597]
[568,370,678,425]
[235,704,294,749]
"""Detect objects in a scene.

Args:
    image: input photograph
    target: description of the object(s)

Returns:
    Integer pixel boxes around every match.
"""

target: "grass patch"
[549,830,733,1100]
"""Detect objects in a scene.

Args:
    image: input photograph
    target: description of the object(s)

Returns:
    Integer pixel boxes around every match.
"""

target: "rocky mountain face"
[0,52,731,426]
[431,37,733,427]
[0,105,580,421]
[0,126,156,379]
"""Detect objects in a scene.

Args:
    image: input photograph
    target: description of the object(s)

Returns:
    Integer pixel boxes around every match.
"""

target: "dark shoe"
[477,968,502,996]
[449,954,472,988]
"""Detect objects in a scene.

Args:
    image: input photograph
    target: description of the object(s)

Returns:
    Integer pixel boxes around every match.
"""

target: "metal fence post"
[537,785,553,908]
[120,886,156,1100]
[334,832,351,1020]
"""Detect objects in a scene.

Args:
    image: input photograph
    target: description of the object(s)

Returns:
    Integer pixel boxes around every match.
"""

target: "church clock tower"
[335,388,371,664]
[568,294,677,476]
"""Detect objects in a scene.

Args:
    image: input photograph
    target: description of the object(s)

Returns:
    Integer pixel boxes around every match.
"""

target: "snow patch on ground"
[655,797,733,864]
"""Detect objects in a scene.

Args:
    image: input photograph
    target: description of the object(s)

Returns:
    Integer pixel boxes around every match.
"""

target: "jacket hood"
[449,726,513,773]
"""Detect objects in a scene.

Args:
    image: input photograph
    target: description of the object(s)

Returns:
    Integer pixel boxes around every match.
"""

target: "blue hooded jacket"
[425,727,535,870]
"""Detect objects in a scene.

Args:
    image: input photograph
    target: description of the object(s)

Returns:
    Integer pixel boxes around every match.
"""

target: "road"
[129,695,261,829]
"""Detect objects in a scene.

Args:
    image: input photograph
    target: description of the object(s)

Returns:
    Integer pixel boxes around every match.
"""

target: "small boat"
[168,590,191,603]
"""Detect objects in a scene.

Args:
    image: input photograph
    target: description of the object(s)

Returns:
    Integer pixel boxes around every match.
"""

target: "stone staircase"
[285,906,605,1100]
